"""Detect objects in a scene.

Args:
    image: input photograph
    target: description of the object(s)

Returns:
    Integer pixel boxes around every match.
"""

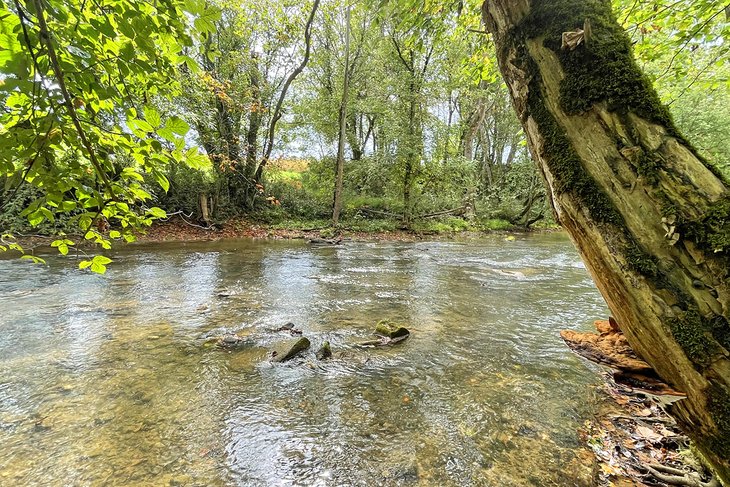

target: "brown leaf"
[636,425,662,442]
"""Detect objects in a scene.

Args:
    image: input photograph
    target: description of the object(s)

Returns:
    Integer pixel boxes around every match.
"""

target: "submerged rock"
[205,333,248,348]
[359,320,410,347]
[375,320,410,340]
[270,337,311,363]
[308,237,342,245]
[316,341,332,360]
[271,322,303,336]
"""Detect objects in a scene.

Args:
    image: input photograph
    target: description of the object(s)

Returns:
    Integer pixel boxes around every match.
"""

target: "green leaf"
[147,207,167,218]
[121,167,145,182]
[79,260,92,269]
[194,6,221,33]
[89,255,112,274]
[59,201,77,211]
[134,118,154,133]
[28,210,44,226]
[144,106,161,128]
[39,207,55,223]
[21,254,46,265]
[164,116,190,136]
[93,255,112,265]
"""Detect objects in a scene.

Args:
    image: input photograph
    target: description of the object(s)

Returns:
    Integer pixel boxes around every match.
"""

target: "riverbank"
[7,215,557,251]
[139,216,541,243]
[585,373,720,487]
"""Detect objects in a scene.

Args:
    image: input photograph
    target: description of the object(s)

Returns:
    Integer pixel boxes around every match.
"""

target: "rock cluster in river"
[205,318,411,364]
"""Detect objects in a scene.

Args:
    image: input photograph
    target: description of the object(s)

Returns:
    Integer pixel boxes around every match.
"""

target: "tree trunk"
[346,112,363,161]
[403,86,418,227]
[482,0,730,483]
[332,5,350,226]
[461,90,488,161]
[241,56,263,209]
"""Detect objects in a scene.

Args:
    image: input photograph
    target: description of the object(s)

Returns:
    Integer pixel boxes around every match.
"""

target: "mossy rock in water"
[375,320,410,339]
[270,337,311,363]
[204,333,248,349]
[316,341,332,360]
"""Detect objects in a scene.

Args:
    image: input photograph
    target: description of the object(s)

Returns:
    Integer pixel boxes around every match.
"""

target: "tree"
[176,0,319,214]
[482,0,730,482]
[331,4,351,226]
[382,13,435,226]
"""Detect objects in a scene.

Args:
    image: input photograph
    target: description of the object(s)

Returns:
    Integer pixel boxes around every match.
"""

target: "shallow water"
[0,233,608,486]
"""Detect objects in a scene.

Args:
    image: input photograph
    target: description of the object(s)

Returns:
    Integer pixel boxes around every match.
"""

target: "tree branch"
[256,0,320,181]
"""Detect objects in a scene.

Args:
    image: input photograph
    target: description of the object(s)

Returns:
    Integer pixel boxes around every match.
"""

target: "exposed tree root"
[641,462,720,487]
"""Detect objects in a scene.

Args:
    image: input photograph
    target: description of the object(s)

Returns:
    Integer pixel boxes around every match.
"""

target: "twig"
[32,0,117,199]
[357,207,401,218]
[419,206,465,219]
[179,214,215,231]
[159,210,193,220]
[656,5,729,81]
[608,414,674,424]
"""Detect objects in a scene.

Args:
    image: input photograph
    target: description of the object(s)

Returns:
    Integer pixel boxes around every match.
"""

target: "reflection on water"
[0,233,607,486]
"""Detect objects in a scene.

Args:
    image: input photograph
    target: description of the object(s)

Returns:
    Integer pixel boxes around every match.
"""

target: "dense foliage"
[0,0,728,270]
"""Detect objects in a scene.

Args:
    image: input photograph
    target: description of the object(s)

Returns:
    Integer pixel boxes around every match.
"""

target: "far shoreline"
[6,215,563,253]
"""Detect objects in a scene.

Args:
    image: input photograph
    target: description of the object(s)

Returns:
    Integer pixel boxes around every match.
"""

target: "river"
[0,232,608,486]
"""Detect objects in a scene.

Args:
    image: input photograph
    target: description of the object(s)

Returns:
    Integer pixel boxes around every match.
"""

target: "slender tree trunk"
[332,5,350,226]
[242,58,263,208]
[483,0,730,483]
[461,87,488,161]
[442,90,454,165]
[346,112,363,161]
[245,55,262,179]
[403,81,418,227]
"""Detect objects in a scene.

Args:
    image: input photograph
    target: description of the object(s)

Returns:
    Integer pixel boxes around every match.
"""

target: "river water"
[0,233,608,486]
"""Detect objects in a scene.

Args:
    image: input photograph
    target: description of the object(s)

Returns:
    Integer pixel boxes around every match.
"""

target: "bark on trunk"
[482,0,730,483]
[332,5,350,226]
[243,56,263,208]
[462,95,488,161]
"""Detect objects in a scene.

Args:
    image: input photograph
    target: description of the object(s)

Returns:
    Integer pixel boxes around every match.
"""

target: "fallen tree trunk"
[482,0,730,482]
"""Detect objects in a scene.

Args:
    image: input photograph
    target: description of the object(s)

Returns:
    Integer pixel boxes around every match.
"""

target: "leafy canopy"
[0,0,218,271]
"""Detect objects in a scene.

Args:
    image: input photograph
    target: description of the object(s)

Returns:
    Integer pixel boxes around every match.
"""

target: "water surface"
[0,233,607,486]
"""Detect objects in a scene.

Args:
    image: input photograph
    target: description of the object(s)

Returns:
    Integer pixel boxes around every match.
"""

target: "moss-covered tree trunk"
[482,0,730,482]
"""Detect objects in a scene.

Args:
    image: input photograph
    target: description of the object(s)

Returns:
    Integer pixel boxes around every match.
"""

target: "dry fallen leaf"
[635,425,662,442]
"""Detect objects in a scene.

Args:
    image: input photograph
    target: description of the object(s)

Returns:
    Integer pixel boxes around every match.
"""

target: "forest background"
[0,0,728,250]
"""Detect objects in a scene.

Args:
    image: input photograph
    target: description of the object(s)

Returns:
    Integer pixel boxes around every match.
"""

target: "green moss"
[516,0,677,131]
[707,384,730,460]
[667,308,722,370]
[522,53,668,282]
[682,194,730,263]
[507,0,724,189]
[707,314,730,354]
[525,67,621,227]
[623,238,659,277]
